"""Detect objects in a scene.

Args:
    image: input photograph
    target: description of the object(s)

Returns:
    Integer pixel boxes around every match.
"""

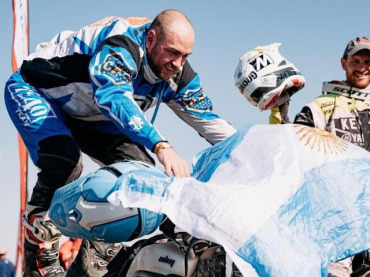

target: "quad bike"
[105,229,229,277]
[49,161,239,276]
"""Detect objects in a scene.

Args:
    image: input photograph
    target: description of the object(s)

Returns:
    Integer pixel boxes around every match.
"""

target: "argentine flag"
[109,124,370,276]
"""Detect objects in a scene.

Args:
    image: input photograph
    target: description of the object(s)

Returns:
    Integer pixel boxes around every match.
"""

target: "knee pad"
[49,161,164,243]
[23,204,62,246]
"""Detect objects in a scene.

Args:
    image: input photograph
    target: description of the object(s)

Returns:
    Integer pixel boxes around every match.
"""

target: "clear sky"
[0,0,369,269]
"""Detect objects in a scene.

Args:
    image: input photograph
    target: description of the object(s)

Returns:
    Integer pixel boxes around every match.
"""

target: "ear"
[340,58,347,71]
[146,29,156,50]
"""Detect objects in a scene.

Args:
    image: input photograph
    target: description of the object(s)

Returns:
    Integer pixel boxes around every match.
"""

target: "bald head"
[150,10,195,44]
[146,10,195,80]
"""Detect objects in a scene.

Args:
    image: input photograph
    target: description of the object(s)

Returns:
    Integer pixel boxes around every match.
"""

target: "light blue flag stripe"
[236,158,370,276]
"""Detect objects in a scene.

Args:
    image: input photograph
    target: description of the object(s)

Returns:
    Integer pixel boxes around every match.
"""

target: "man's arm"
[155,144,190,177]
[89,42,166,151]
[293,106,315,126]
[168,70,236,144]
[90,40,189,177]
[269,101,291,124]
[268,101,315,127]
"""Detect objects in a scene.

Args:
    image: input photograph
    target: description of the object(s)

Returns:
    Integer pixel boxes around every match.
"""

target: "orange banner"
[12,0,29,273]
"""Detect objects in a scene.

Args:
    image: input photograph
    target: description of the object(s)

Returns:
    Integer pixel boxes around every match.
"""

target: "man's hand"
[156,147,190,178]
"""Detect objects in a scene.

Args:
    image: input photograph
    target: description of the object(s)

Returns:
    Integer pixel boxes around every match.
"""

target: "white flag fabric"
[12,0,29,71]
[108,124,369,276]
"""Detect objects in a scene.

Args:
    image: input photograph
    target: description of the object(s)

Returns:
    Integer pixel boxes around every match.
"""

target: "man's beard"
[147,56,161,79]
[347,76,370,89]
[147,49,178,80]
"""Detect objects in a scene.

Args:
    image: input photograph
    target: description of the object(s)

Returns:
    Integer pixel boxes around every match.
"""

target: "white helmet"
[234,43,305,111]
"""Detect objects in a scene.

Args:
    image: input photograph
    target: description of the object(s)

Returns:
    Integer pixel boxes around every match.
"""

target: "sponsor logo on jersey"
[129,116,144,131]
[250,54,274,72]
[10,84,57,126]
[320,101,335,109]
[332,86,370,99]
[334,117,364,146]
[322,108,335,115]
[158,255,175,268]
[98,52,134,85]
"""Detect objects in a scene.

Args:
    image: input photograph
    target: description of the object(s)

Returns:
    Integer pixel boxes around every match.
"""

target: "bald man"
[5,9,236,276]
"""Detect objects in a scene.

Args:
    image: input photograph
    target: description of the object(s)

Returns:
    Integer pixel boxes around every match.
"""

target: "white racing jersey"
[295,81,370,150]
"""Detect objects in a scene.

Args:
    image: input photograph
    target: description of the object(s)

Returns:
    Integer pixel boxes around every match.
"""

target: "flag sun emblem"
[294,125,348,154]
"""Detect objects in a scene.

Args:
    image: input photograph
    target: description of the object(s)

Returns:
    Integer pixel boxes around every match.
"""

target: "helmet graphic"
[234,43,305,111]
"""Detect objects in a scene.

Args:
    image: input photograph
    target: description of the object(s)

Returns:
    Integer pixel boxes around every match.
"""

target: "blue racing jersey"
[19,16,235,151]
